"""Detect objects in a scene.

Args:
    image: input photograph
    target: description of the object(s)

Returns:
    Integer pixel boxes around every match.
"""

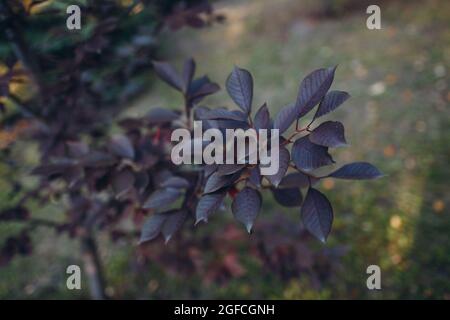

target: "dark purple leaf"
[112,169,135,199]
[146,107,179,123]
[296,66,336,118]
[204,171,241,194]
[279,172,318,189]
[301,188,333,243]
[139,213,167,243]
[309,121,347,148]
[265,145,290,187]
[292,136,334,171]
[198,108,247,122]
[217,164,246,176]
[314,90,350,119]
[81,151,117,168]
[273,103,296,134]
[31,163,73,177]
[159,176,190,189]
[248,166,262,187]
[253,103,270,130]
[231,187,261,233]
[216,119,250,130]
[143,188,182,209]
[203,164,218,178]
[182,58,196,92]
[152,61,183,91]
[272,188,303,207]
[226,66,253,113]
[134,172,150,193]
[0,207,30,221]
[109,134,135,159]
[189,76,220,103]
[195,191,226,224]
[66,141,89,158]
[328,162,384,180]
[162,209,188,243]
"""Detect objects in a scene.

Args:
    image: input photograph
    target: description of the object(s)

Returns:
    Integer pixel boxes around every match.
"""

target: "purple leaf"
[272,188,303,207]
[328,162,384,180]
[81,151,117,168]
[139,213,167,243]
[216,164,246,176]
[292,136,334,171]
[253,103,270,130]
[146,107,179,123]
[189,76,220,104]
[248,166,262,187]
[279,172,319,189]
[66,141,89,158]
[273,103,296,134]
[143,188,182,209]
[226,66,253,113]
[198,108,247,122]
[314,90,350,119]
[112,169,135,199]
[109,134,135,159]
[301,188,333,243]
[296,66,336,118]
[204,171,241,194]
[195,191,226,224]
[0,207,30,221]
[152,61,183,91]
[203,164,218,178]
[309,121,347,148]
[162,209,188,243]
[159,176,190,189]
[265,145,290,187]
[182,58,196,93]
[231,187,261,233]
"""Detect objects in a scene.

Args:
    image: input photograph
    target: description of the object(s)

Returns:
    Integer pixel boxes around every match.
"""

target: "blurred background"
[0,0,449,299]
